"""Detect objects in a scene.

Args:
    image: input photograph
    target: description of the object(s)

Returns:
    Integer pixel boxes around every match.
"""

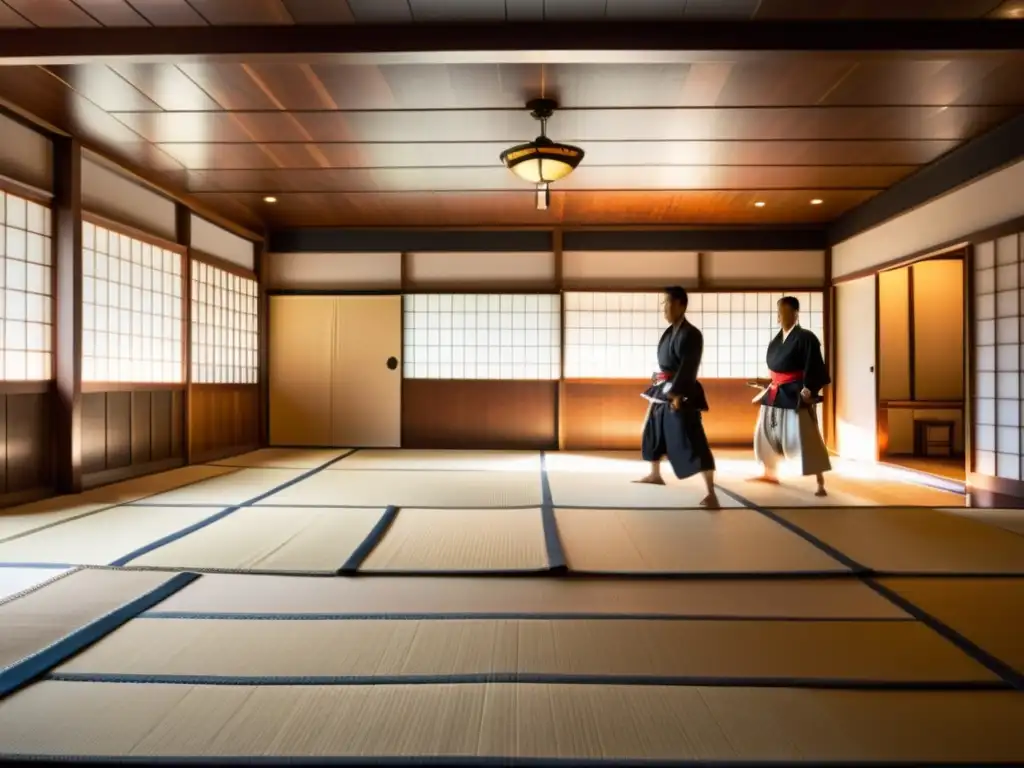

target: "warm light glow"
[502,143,584,184]
[810,199,823,205]
[754,201,766,207]
[263,196,277,203]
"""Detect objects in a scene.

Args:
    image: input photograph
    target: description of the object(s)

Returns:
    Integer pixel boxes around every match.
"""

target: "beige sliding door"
[269,295,402,447]
[332,295,402,447]
[269,295,335,446]
[835,276,878,462]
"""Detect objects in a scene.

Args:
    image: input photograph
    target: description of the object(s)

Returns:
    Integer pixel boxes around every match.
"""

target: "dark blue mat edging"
[4,757,1024,768]
[539,451,567,570]
[718,484,1024,692]
[0,572,200,700]
[139,611,915,622]
[44,671,1009,691]
[109,450,359,567]
[338,505,399,574]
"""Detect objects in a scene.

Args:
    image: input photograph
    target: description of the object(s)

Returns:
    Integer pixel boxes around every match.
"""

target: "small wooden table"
[914,419,955,458]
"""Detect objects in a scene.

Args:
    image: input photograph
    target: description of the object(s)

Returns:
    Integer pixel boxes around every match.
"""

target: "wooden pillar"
[53,136,83,493]
[175,204,193,464]
[254,239,268,447]
[823,247,836,450]
[554,228,565,451]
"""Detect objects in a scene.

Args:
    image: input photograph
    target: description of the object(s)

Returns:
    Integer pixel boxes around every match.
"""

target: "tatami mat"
[2,682,1022,762]
[152,572,908,619]
[0,567,72,604]
[0,569,179,674]
[879,577,1024,674]
[131,507,385,574]
[942,507,1024,536]
[556,507,849,574]
[255,470,543,508]
[717,475,964,508]
[549,472,744,509]
[133,468,306,506]
[60,616,994,683]
[775,507,1024,574]
[0,499,113,544]
[209,448,351,469]
[0,506,226,566]
[824,475,966,507]
[361,508,549,572]
[82,465,240,504]
[335,449,542,472]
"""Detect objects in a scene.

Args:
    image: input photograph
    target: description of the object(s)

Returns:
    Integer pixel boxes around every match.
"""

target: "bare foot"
[699,494,721,510]
[746,476,780,485]
[633,474,666,485]
[815,487,828,497]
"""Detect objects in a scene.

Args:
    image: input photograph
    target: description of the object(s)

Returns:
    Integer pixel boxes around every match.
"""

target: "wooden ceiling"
[0,1,1022,231]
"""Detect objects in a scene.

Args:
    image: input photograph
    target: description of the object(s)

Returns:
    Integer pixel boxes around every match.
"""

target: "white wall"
[191,214,255,272]
[0,112,51,191]
[832,158,1024,278]
[81,155,176,240]
[266,252,401,290]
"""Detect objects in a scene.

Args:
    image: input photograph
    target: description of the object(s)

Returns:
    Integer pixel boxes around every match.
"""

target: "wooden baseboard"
[191,444,260,465]
[967,471,1024,500]
[0,486,56,510]
[82,457,185,491]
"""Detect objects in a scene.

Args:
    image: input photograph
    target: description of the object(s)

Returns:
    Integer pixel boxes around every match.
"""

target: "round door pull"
[386,357,399,370]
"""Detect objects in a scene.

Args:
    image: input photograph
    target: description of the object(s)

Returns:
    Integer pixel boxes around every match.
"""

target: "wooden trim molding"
[0,380,51,395]
[82,210,186,255]
[0,173,52,205]
[270,228,554,254]
[81,381,185,393]
[833,242,968,285]
[879,400,964,410]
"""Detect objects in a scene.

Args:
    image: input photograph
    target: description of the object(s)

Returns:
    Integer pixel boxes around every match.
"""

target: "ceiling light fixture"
[754,201,766,208]
[263,196,277,203]
[810,198,823,205]
[501,98,584,210]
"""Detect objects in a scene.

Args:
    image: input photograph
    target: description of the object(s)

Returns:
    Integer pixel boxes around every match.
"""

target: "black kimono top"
[659,320,709,412]
[763,325,830,410]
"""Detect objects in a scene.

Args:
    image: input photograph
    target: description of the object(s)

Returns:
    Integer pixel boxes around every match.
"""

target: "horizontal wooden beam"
[828,112,1024,246]
[1,21,1023,65]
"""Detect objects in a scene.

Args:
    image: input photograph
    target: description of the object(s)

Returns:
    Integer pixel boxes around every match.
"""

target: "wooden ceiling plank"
[109,62,222,110]
[280,0,354,23]
[187,0,294,25]
[408,0,506,21]
[754,0,1007,20]
[4,20,1024,65]
[5,0,100,26]
[46,63,164,110]
[73,0,150,25]
[344,0,412,22]
[123,0,207,25]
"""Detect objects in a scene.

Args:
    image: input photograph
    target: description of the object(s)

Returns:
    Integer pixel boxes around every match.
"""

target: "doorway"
[268,295,402,447]
[876,253,966,481]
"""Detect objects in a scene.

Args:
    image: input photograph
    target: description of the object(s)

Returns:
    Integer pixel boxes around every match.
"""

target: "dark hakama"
[753,325,831,476]
[641,320,716,479]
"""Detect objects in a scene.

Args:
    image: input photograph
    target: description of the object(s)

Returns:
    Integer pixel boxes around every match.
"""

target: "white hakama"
[753,404,831,476]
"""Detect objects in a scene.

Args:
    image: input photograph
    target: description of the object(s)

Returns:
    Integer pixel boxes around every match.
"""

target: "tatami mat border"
[719,486,1024,691]
[110,451,360,567]
[539,452,567,570]
[338,506,399,574]
[44,672,1011,692]
[0,566,80,608]
[0,572,200,700]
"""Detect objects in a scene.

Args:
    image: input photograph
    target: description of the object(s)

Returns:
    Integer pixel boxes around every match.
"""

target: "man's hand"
[670,395,682,411]
[800,387,813,402]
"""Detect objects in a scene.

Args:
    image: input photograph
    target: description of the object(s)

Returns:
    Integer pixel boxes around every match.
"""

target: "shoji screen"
[191,260,258,385]
[973,234,1021,480]
[1,190,52,381]
[403,293,561,380]
[563,290,825,380]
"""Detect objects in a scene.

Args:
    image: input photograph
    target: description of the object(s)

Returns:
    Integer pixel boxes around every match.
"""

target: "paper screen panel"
[0,191,52,381]
[403,293,561,380]
[82,222,181,383]
[191,260,258,384]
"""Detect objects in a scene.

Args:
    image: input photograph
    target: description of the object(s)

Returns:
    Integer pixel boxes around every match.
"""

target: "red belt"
[766,370,802,406]
[654,371,673,383]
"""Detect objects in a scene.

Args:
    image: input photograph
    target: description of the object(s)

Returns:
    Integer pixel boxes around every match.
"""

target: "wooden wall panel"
[189,384,260,463]
[0,392,53,506]
[402,380,557,449]
[0,112,52,192]
[81,154,176,241]
[562,379,758,450]
[80,388,185,487]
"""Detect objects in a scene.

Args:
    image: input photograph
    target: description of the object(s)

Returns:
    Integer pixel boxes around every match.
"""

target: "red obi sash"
[765,370,802,406]
[654,371,672,383]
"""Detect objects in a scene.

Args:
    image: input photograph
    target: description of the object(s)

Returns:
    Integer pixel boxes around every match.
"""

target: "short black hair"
[778,296,800,312]
[664,286,689,307]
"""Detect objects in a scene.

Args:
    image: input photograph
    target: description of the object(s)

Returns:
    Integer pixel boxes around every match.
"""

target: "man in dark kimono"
[748,295,831,496]
[634,286,719,509]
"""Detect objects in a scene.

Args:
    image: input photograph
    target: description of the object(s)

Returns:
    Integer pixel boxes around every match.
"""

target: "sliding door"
[835,276,878,461]
[269,295,401,447]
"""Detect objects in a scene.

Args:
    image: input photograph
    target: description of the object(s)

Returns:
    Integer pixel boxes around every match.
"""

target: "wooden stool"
[914,419,954,458]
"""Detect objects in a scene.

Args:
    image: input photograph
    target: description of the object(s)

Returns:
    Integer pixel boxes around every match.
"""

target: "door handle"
[386,356,399,370]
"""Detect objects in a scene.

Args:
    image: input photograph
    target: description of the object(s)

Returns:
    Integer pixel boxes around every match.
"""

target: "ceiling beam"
[828,111,1024,245]
[1,21,1023,66]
